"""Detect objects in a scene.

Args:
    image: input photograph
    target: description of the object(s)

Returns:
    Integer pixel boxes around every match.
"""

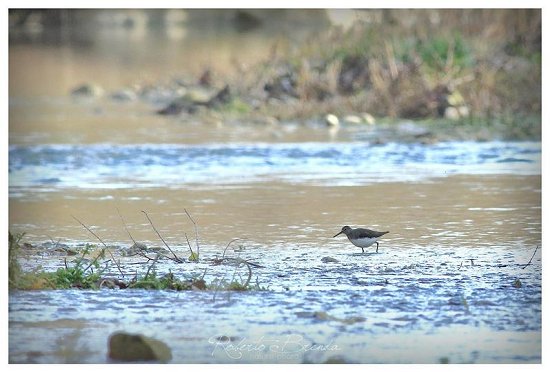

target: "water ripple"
[8,141,541,190]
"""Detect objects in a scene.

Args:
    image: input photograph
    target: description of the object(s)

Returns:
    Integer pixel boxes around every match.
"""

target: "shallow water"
[8,108,542,364]
[8,141,541,191]
[9,171,542,363]
[9,241,542,363]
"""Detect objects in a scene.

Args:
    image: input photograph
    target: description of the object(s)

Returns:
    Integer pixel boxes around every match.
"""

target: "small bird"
[333,226,389,253]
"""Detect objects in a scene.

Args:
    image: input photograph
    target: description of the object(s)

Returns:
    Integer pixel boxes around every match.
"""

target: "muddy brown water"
[9,17,541,363]
[8,138,542,363]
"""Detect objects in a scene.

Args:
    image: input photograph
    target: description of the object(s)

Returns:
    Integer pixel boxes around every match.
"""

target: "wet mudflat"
[9,243,541,363]
[9,173,542,363]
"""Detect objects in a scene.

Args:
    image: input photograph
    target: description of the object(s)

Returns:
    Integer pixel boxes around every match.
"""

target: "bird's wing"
[358,229,389,238]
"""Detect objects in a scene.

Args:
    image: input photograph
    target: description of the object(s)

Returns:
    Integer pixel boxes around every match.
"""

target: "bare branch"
[522,245,539,269]
[136,250,156,262]
[184,233,196,257]
[72,215,108,248]
[222,238,240,259]
[184,208,200,258]
[47,235,61,250]
[217,257,263,268]
[117,207,136,244]
[72,215,125,277]
[141,210,183,263]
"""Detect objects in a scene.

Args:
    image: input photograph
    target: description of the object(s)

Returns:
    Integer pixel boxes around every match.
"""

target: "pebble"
[70,83,104,98]
[343,115,362,124]
[325,114,340,127]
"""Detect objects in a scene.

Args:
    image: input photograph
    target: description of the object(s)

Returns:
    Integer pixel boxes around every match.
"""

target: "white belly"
[349,237,378,248]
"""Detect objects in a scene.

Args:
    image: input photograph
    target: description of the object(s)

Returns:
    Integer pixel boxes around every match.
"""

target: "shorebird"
[333,226,389,253]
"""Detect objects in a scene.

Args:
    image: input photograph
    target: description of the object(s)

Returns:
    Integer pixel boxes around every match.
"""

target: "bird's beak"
[333,231,343,238]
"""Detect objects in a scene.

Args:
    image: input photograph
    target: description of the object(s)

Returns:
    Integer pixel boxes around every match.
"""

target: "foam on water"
[8,141,541,191]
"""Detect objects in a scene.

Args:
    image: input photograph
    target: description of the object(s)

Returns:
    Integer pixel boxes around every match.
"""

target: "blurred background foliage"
[10,9,541,132]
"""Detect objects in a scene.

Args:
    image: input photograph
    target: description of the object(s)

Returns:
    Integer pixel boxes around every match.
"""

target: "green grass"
[8,232,24,289]
[9,232,264,292]
[235,10,540,132]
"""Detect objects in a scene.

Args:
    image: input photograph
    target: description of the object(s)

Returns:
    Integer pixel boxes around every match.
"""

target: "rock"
[343,115,362,124]
[362,112,376,125]
[444,107,460,120]
[139,85,182,105]
[156,86,229,116]
[512,278,522,288]
[321,256,339,263]
[457,106,469,117]
[184,88,212,104]
[325,114,339,127]
[206,85,231,108]
[98,278,127,289]
[324,356,349,363]
[124,242,148,256]
[156,98,193,115]
[264,72,298,100]
[108,332,172,362]
[296,311,363,325]
[70,83,103,98]
[296,311,331,320]
[109,89,137,102]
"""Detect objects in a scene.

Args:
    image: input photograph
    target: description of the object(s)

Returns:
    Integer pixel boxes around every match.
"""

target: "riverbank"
[77,9,541,141]
[12,9,540,142]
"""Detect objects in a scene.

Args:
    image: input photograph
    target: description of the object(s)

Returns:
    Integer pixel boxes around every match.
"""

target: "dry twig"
[72,215,125,277]
[184,233,197,259]
[184,208,200,259]
[141,210,183,263]
[522,245,539,269]
[222,238,241,259]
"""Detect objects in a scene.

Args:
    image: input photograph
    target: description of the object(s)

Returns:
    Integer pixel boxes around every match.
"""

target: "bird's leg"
[361,247,365,253]
[376,242,379,253]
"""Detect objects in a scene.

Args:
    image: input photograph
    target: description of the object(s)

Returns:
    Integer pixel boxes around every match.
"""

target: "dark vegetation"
[230,9,541,131]
[8,210,264,292]
[10,9,540,138]
[151,10,540,140]
[9,9,541,139]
